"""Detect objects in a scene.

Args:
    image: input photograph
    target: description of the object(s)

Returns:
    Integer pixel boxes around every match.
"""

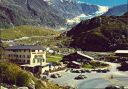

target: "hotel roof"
[6,45,45,50]
[115,50,128,54]
[76,51,94,60]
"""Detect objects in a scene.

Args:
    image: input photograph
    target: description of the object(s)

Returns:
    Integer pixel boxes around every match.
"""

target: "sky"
[78,0,128,7]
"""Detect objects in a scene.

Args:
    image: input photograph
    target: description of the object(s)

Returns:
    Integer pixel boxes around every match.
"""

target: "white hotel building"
[5,45,49,73]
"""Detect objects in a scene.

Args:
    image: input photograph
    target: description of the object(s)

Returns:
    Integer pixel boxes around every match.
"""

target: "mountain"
[66,12,128,51]
[0,0,108,29]
[103,4,128,16]
[0,0,66,29]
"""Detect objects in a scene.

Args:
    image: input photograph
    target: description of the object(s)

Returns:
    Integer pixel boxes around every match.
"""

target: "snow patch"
[96,5,109,15]
[66,14,89,24]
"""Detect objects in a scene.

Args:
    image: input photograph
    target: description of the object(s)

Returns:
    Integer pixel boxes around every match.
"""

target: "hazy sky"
[78,0,128,7]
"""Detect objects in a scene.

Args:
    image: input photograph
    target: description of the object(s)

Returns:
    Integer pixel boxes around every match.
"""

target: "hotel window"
[19,55,22,58]
[13,50,16,52]
[19,50,21,52]
[38,59,40,63]
[27,55,30,58]
[23,55,25,58]
[34,55,37,58]
[41,59,44,62]
[16,55,18,57]
[32,50,35,52]
[27,60,30,63]
[8,54,10,57]
[14,55,17,57]
[33,59,35,63]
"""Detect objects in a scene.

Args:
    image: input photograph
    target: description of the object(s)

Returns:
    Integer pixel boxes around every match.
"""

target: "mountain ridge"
[103,4,128,16]
[0,0,108,29]
[66,12,128,51]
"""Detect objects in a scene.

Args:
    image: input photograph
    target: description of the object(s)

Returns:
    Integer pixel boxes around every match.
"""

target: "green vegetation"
[47,53,63,62]
[67,13,128,51]
[82,61,109,69]
[0,62,69,89]
[1,25,59,39]
[0,62,31,86]
[1,25,72,50]
[0,42,5,60]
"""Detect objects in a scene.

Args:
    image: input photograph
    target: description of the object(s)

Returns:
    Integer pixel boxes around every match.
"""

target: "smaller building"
[115,50,128,57]
[61,51,94,63]
[67,61,81,69]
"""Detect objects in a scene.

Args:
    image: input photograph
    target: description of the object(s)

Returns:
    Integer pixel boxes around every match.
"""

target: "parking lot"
[47,62,128,89]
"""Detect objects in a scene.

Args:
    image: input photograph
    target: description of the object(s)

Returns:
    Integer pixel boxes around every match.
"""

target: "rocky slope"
[103,4,128,16]
[0,0,66,29]
[66,12,128,51]
[0,0,108,29]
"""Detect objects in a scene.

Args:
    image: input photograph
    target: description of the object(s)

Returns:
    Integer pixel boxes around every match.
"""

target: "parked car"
[96,69,110,73]
[102,69,110,73]
[74,75,87,80]
[80,69,86,73]
[50,73,61,78]
[85,70,91,73]
[105,85,120,89]
[56,73,61,77]
[96,69,101,73]
[70,69,81,73]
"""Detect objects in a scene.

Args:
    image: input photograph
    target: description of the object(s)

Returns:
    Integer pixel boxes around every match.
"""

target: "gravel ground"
[47,62,128,89]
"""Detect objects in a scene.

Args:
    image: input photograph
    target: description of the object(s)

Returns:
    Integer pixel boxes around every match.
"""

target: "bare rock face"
[0,0,66,29]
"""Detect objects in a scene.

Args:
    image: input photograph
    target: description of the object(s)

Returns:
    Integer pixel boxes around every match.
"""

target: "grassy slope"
[1,25,71,49]
[1,25,60,39]
[0,62,67,89]
[47,53,63,62]
[67,14,128,51]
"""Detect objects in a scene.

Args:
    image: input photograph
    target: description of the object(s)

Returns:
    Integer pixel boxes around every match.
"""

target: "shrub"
[0,62,21,84]
[0,62,34,87]
[82,61,109,69]
[16,71,31,86]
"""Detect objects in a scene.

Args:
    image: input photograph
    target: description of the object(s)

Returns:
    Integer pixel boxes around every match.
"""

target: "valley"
[0,0,128,89]
[0,0,110,29]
